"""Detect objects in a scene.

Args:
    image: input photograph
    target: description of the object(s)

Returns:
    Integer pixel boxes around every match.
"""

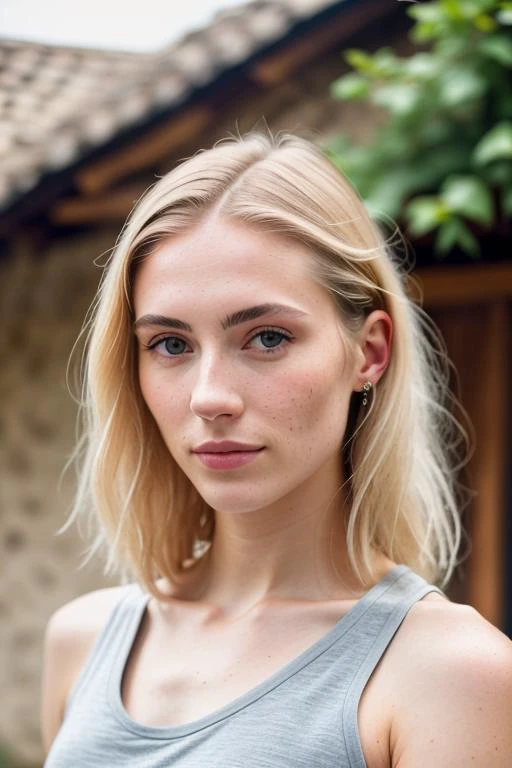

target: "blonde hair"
[63,131,473,597]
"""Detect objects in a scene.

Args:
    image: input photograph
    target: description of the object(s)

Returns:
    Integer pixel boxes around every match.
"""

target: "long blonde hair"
[63,131,473,596]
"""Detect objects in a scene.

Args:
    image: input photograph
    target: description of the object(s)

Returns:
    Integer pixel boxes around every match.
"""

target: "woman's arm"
[40,586,127,755]
[389,604,512,767]
[40,607,74,754]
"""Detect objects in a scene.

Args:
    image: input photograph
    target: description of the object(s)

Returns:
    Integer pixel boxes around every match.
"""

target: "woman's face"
[133,215,359,515]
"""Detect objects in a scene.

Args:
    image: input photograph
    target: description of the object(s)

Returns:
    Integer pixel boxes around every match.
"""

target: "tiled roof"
[0,0,339,213]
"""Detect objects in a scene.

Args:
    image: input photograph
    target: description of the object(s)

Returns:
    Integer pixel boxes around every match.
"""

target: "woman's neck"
[169,487,394,618]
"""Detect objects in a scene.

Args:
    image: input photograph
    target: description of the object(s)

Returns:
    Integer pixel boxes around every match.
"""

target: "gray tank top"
[44,564,444,767]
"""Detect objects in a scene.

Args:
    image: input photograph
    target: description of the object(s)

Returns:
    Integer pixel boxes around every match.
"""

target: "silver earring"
[362,381,372,407]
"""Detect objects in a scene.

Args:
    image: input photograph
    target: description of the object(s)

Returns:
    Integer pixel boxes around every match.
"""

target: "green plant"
[0,744,12,768]
[327,0,512,257]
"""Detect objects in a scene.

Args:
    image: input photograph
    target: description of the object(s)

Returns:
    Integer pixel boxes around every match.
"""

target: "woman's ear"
[353,310,393,390]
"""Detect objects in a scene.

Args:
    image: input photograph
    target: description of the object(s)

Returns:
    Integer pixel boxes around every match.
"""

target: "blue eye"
[250,329,291,353]
[143,336,189,357]
[163,337,188,356]
[144,327,292,358]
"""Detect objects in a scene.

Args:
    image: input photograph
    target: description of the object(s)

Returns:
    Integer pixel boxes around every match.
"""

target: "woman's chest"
[120,603,393,768]
[122,605,333,725]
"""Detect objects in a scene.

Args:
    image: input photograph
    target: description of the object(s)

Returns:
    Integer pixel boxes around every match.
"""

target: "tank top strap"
[340,565,445,767]
[65,582,150,715]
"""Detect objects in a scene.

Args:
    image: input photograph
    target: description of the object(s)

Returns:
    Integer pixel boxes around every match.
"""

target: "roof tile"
[0,0,338,213]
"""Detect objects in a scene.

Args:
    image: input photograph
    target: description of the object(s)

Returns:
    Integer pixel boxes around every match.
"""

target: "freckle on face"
[133,217,355,514]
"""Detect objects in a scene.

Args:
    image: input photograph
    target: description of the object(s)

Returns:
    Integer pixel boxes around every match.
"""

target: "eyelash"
[142,327,294,359]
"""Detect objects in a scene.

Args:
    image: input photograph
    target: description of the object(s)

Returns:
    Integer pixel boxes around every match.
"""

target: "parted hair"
[62,130,472,597]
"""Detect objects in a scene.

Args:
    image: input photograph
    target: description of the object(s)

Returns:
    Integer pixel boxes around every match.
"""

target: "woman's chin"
[194,485,285,517]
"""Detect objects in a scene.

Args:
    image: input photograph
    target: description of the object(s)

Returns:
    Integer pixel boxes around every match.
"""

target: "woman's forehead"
[133,218,328,309]
[147,217,315,273]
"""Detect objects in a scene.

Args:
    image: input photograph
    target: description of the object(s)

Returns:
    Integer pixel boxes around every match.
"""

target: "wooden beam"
[411,262,512,306]
[51,185,146,224]
[250,0,392,85]
[75,105,212,195]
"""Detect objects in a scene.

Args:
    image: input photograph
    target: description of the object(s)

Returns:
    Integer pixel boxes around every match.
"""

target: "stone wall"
[0,229,120,766]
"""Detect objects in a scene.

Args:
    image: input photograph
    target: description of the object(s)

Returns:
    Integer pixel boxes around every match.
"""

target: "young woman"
[41,132,512,767]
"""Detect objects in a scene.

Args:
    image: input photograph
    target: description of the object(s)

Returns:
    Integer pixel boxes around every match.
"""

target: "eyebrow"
[133,303,309,333]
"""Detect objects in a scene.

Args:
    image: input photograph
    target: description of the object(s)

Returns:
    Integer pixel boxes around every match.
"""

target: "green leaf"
[478,34,512,66]
[405,196,450,237]
[435,218,461,254]
[456,0,497,18]
[434,217,481,257]
[441,0,465,22]
[371,47,402,77]
[371,83,421,115]
[473,13,497,31]
[330,73,370,100]
[438,68,487,107]
[472,122,512,164]
[344,49,376,75]
[408,3,446,24]
[410,21,439,43]
[496,9,512,24]
[454,225,480,257]
[364,167,426,217]
[442,0,495,20]
[440,175,494,225]
[404,52,440,80]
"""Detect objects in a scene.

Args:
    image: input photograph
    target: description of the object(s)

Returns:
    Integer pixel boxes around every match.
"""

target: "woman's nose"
[189,356,244,421]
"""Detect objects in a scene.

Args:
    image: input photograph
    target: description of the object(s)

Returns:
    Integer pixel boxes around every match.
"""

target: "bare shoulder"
[43,583,133,680]
[45,583,131,644]
[395,591,511,658]
[41,584,132,755]
[386,594,512,766]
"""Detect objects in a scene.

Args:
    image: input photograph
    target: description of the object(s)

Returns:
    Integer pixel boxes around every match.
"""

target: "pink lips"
[192,440,262,453]
[191,441,264,470]
[195,449,264,470]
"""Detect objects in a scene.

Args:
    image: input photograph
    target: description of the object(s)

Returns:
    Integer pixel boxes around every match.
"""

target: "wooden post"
[466,302,509,626]
[425,300,510,627]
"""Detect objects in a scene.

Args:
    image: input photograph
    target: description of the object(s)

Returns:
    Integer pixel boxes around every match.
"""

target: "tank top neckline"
[108,563,413,740]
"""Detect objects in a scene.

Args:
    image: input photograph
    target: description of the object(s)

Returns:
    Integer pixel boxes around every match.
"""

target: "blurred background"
[0,0,511,765]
